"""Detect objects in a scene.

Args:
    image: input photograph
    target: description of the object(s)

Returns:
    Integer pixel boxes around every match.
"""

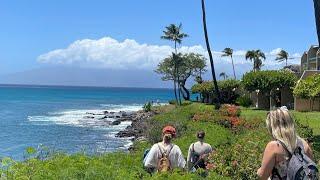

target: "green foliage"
[245,50,266,71]
[211,129,268,179]
[155,53,207,82]
[143,102,152,112]
[242,70,298,92]
[293,74,320,99]
[191,79,241,104]
[168,99,176,105]
[236,95,253,108]
[293,74,320,111]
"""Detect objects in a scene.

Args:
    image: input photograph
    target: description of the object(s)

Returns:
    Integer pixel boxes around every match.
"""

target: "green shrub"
[236,95,253,107]
[191,79,242,104]
[181,101,192,106]
[143,102,152,112]
[168,100,176,105]
[210,129,269,179]
[293,74,320,111]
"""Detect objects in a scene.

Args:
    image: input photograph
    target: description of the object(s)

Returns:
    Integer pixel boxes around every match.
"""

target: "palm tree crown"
[275,50,289,66]
[222,48,233,57]
[245,50,266,72]
[161,23,188,52]
[222,48,236,79]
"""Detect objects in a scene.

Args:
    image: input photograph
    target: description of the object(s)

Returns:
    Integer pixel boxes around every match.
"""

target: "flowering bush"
[215,104,243,130]
[219,104,241,117]
[209,130,269,179]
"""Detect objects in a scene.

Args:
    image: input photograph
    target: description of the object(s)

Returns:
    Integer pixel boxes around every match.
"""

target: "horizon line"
[0,83,173,90]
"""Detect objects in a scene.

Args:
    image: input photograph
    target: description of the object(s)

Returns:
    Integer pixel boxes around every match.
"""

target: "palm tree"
[275,49,293,66]
[219,72,228,80]
[161,24,188,54]
[314,0,320,45]
[161,24,188,105]
[201,0,221,108]
[222,48,236,79]
[245,50,266,72]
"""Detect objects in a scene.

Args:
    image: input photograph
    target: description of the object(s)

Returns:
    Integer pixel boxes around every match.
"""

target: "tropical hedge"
[191,79,241,104]
[293,74,320,110]
[242,70,298,93]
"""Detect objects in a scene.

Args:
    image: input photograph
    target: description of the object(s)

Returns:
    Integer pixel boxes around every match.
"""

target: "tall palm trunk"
[201,0,221,108]
[231,55,236,79]
[174,42,182,105]
[314,0,320,45]
[173,80,178,105]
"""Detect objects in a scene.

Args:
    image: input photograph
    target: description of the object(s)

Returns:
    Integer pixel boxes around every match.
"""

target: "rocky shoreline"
[115,110,157,140]
[83,108,157,144]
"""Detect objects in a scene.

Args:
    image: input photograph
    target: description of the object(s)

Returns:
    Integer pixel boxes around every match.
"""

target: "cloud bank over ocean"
[38,36,302,72]
[1,36,302,87]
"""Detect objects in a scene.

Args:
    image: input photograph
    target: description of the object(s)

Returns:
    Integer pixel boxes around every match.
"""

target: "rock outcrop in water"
[82,109,157,146]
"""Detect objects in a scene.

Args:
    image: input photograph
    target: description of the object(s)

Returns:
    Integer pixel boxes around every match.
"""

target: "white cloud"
[268,48,283,56]
[38,37,207,70]
[38,37,302,76]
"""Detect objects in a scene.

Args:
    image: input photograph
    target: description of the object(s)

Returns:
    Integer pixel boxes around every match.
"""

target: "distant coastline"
[0,83,173,90]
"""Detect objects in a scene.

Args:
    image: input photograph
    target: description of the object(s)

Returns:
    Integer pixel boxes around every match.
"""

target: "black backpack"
[273,140,318,180]
[190,143,206,169]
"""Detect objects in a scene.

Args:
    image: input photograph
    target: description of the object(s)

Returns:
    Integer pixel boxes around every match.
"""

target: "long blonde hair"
[266,108,298,153]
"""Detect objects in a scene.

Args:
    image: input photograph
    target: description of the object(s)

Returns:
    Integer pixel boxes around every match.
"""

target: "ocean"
[0,85,173,160]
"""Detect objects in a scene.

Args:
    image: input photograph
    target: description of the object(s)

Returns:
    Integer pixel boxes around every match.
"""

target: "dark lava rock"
[112,120,121,125]
[83,116,95,119]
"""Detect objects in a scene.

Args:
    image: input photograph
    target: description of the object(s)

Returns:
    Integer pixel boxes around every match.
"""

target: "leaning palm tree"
[222,48,236,79]
[161,24,188,105]
[314,0,320,45]
[245,50,266,72]
[275,49,293,66]
[219,72,228,80]
[201,0,221,108]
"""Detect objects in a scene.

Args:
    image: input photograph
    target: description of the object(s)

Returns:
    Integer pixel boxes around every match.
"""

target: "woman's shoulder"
[265,140,283,154]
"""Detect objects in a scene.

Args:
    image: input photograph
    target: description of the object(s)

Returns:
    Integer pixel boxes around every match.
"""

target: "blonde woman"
[257,107,315,180]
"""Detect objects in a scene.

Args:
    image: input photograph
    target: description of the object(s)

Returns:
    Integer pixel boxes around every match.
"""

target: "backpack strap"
[272,167,283,180]
[276,140,292,158]
[192,143,195,153]
[166,144,174,157]
[157,143,174,157]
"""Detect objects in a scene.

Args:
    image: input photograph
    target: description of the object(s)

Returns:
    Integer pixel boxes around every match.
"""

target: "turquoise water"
[0,85,173,160]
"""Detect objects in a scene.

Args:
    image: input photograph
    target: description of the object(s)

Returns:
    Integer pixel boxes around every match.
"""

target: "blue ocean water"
[0,85,173,160]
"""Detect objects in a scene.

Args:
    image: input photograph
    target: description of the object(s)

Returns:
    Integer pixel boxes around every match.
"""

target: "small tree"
[156,53,207,101]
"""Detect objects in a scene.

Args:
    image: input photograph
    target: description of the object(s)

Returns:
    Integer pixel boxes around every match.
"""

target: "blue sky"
[0,0,318,86]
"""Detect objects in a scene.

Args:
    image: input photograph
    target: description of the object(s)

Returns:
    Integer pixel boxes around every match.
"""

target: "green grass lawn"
[0,103,319,180]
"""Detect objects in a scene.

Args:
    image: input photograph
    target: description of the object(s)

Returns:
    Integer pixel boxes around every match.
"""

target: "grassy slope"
[241,108,320,136]
[1,103,319,179]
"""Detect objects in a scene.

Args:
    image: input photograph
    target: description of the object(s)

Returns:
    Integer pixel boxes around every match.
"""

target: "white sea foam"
[27,104,144,151]
[99,104,143,112]
[27,104,140,128]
